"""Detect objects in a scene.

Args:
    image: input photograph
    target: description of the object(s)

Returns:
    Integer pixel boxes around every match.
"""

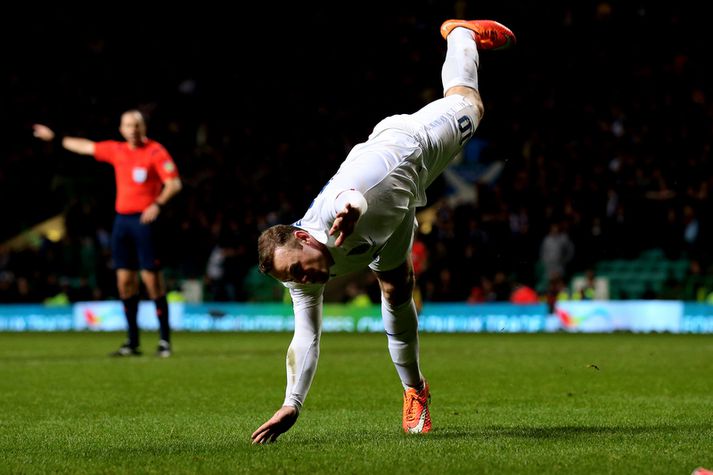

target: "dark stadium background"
[2,1,711,304]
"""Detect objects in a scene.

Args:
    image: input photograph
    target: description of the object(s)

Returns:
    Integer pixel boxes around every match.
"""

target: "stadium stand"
[2,4,712,304]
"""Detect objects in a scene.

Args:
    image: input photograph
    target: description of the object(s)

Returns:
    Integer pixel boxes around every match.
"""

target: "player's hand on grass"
[251,405,299,445]
[329,203,360,247]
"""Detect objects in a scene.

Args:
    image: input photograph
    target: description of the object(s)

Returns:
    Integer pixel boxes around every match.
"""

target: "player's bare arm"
[32,124,95,155]
[140,177,183,224]
[251,405,299,445]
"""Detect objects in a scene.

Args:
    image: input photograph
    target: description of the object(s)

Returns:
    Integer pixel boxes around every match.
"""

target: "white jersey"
[291,93,479,283]
[282,94,479,409]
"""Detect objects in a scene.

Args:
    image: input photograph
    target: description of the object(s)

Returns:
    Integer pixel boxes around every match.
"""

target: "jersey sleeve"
[314,189,368,234]
[93,141,119,163]
[332,189,368,217]
[151,144,180,181]
[283,283,324,410]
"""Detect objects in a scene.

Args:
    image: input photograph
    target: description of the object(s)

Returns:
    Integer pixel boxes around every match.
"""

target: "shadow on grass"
[427,422,711,440]
[281,423,703,448]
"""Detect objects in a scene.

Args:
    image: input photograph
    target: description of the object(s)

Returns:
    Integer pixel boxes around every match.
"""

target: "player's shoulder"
[96,139,123,148]
[144,139,173,157]
[144,138,164,150]
[94,140,124,156]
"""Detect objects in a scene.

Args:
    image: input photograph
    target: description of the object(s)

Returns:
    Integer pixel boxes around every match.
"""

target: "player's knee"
[377,260,415,305]
[446,87,484,121]
[118,287,137,300]
[117,280,137,299]
[381,280,414,307]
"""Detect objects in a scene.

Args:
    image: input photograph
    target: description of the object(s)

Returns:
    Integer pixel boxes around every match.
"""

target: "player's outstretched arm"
[251,405,299,445]
[32,124,56,142]
[32,124,95,156]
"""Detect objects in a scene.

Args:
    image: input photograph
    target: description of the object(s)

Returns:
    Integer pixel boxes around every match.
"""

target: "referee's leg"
[137,220,172,357]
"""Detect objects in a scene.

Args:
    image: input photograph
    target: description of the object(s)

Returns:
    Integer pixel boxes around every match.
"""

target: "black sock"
[155,295,170,343]
[121,294,140,348]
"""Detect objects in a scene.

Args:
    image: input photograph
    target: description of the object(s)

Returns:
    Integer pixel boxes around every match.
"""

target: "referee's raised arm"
[32,123,95,156]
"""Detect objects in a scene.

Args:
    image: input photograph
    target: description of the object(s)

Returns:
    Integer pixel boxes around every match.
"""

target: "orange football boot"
[403,380,432,434]
[440,19,516,51]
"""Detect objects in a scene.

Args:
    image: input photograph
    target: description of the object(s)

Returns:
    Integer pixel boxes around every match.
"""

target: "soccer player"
[252,19,515,443]
[33,110,182,357]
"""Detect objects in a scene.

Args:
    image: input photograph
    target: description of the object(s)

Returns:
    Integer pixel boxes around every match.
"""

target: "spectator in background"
[544,274,570,314]
[33,110,182,357]
[492,270,512,301]
[510,282,539,304]
[539,222,575,283]
[574,268,597,300]
[682,204,701,258]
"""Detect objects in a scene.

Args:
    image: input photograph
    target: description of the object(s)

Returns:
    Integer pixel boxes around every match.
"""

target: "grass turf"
[1,331,712,474]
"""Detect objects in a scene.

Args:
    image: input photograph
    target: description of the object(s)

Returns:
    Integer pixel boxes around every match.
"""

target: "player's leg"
[396,25,485,185]
[139,269,171,357]
[111,268,141,356]
[440,19,515,111]
[137,221,171,357]
[441,21,483,112]
[375,258,420,387]
[371,213,423,389]
[440,19,516,51]
[370,212,419,381]
[374,251,431,434]
[110,214,142,356]
[398,20,490,189]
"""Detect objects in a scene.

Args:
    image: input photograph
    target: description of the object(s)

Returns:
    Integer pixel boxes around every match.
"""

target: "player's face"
[272,234,331,284]
[119,112,147,146]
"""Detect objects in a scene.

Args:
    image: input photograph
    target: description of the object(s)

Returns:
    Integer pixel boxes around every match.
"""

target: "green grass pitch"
[1,331,712,474]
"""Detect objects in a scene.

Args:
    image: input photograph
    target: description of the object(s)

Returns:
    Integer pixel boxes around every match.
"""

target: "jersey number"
[457,115,474,145]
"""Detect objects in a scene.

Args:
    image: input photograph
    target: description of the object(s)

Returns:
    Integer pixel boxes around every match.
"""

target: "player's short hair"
[257,224,301,275]
[122,109,146,124]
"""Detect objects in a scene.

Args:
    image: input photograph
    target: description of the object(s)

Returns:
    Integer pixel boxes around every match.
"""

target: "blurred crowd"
[2,2,712,305]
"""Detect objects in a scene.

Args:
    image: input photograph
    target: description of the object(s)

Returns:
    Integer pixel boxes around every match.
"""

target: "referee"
[33,110,182,357]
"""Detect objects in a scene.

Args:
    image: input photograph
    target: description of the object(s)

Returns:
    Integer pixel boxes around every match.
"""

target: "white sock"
[441,27,480,94]
[382,298,422,389]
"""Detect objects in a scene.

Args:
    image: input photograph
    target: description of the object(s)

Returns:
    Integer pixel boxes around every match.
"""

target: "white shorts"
[368,208,417,273]
[364,94,478,273]
[369,94,479,192]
